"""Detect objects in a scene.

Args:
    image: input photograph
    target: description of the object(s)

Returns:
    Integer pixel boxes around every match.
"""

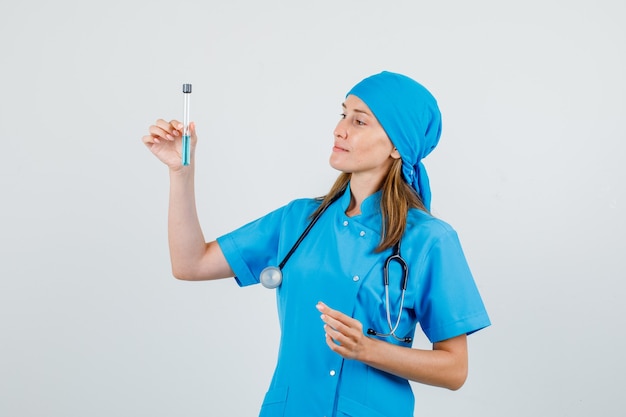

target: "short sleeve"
[416,230,491,343]
[217,205,287,287]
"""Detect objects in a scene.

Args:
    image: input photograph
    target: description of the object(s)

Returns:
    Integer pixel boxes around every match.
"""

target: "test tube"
[182,83,192,166]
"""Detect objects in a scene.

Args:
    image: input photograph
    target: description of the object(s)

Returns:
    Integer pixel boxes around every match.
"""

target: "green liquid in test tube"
[182,83,192,166]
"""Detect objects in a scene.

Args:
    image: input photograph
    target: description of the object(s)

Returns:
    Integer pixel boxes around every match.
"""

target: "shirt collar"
[338,182,382,218]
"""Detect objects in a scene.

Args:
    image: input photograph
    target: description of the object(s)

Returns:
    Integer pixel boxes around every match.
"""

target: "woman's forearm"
[167,166,208,280]
[359,335,468,390]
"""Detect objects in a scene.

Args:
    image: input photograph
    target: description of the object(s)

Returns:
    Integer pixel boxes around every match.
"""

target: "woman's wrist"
[169,163,194,177]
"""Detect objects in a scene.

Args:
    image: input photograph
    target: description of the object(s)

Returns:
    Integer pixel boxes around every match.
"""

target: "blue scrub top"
[217,185,490,417]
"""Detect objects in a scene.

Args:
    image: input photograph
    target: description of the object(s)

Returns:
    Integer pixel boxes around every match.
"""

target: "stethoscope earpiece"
[368,327,413,344]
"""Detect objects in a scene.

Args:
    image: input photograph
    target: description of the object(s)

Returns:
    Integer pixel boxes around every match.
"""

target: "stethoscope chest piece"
[260,266,283,289]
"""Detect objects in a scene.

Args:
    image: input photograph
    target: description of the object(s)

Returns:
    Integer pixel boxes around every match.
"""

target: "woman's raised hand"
[142,119,197,170]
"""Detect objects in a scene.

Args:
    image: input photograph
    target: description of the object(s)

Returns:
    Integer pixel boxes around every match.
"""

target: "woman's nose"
[334,120,347,139]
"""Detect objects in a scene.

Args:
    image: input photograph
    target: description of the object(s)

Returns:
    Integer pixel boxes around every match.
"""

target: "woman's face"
[330,94,400,181]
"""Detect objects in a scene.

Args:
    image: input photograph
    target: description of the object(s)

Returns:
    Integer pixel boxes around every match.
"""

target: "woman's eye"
[339,113,365,126]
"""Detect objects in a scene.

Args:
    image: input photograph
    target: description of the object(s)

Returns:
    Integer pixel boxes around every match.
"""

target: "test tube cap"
[182,83,192,93]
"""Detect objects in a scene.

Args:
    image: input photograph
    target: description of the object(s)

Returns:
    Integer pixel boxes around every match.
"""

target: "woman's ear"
[391,147,401,159]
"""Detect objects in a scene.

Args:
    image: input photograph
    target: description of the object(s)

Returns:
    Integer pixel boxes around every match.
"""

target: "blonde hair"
[311,158,428,253]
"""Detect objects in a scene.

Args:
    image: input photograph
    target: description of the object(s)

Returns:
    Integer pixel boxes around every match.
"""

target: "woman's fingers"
[317,301,366,359]
[317,302,358,327]
[141,133,157,146]
[165,119,184,136]
[149,120,173,141]
[189,121,198,143]
[147,119,184,142]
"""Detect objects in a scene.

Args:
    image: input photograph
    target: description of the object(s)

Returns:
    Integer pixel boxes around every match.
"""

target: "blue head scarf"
[347,71,442,210]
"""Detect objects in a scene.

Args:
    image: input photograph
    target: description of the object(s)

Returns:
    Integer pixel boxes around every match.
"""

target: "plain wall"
[1,0,624,415]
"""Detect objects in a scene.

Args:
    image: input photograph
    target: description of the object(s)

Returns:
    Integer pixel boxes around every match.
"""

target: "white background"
[1,0,624,415]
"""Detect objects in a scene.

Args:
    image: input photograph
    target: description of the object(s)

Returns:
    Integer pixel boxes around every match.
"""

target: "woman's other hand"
[317,301,370,361]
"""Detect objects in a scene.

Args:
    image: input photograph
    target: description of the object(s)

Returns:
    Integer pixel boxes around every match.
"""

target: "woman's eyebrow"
[341,102,371,115]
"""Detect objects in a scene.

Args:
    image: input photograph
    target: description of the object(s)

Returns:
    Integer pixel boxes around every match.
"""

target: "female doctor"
[142,71,490,417]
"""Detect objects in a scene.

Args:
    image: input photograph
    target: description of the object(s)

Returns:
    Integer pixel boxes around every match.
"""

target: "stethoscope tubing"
[259,193,342,289]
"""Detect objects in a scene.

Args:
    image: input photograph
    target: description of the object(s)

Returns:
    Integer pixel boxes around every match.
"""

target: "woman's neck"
[346,174,384,217]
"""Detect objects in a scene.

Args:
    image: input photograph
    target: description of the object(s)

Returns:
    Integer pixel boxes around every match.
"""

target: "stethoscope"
[259,193,413,344]
[366,242,413,344]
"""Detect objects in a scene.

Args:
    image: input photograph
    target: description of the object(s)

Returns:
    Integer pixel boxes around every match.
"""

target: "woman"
[142,71,490,417]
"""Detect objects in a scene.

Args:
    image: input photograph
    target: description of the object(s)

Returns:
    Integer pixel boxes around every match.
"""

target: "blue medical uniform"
[217,185,490,417]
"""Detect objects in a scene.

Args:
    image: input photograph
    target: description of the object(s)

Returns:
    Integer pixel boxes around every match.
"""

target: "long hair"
[310,158,428,253]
